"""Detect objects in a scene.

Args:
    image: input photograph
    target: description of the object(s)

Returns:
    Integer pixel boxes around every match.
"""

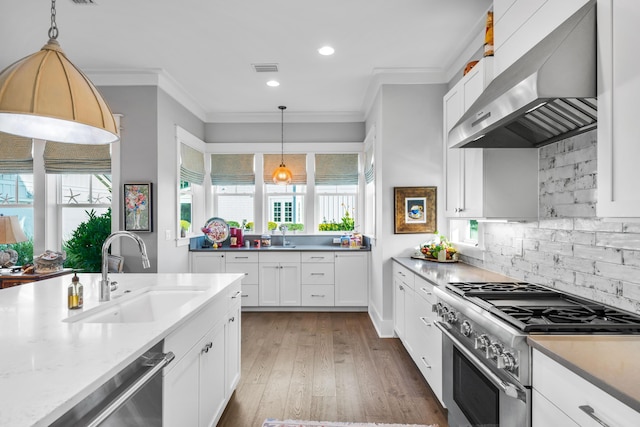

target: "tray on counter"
[410,254,458,263]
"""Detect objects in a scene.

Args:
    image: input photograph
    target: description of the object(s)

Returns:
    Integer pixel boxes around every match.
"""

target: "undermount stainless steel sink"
[63,287,207,324]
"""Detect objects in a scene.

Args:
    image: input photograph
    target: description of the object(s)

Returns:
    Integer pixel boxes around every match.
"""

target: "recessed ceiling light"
[318,46,335,56]
[266,80,280,87]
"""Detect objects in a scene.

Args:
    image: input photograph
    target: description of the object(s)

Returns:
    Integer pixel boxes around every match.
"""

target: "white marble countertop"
[0,272,243,427]
[392,256,513,286]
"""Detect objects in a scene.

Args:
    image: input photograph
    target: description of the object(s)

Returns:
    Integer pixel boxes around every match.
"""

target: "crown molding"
[85,68,208,122]
[361,67,447,120]
[205,111,364,123]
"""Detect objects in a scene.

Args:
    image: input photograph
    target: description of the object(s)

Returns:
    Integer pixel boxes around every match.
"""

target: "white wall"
[366,83,447,336]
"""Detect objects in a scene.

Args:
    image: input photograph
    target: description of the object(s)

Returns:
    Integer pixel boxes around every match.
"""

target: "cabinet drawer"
[301,263,334,285]
[259,251,300,263]
[392,263,415,289]
[533,349,640,426]
[225,262,259,285]
[301,252,334,263]
[164,295,226,371]
[301,285,335,306]
[225,252,259,263]
[240,284,259,306]
[415,276,437,305]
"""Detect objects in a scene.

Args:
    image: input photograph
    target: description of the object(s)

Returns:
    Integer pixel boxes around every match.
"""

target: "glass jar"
[261,234,271,247]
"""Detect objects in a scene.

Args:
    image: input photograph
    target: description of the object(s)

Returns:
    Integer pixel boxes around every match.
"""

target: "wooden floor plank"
[218,312,448,427]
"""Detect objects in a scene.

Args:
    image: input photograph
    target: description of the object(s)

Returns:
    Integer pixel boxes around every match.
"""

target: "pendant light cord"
[279,105,286,166]
[48,0,59,40]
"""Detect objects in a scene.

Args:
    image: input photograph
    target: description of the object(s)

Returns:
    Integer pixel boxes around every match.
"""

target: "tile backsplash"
[461,130,640,314]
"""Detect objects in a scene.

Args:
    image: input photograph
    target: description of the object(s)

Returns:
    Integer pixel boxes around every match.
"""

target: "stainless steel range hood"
[448,1,596,149]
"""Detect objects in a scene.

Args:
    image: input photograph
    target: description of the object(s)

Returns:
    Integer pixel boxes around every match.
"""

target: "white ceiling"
[1,0,492,122]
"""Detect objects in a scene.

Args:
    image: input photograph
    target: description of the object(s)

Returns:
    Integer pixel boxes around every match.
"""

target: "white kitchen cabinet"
[441,57,539,220]
[392,261,445,407]
[163,280,242,427]
[597,0,640,217]
[198,323,226,427]
[225,252,259,307]
[532,349,640,427]
[393,263,414,343]
[225,295,241,398]
[259,252,301,306]
[190,252,225,273]
[493,0,590,76]
[334,252,368,306]
[301,251,335,306]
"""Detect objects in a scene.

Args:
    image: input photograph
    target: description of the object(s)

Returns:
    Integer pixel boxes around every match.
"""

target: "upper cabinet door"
[597,0,640,217]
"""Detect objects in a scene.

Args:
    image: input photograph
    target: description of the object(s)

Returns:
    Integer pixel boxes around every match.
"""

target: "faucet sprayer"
[100,231,150,301]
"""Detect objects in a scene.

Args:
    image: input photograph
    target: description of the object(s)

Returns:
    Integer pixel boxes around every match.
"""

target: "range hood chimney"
[449,0,596,149]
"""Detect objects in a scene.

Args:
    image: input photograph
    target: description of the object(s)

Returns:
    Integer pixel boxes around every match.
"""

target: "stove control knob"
[474,334,490,350]
[497,351,517,372]
[460,320,472,337]
[487,342,504,360]
[440,305,449,318]
[446,310,458,324]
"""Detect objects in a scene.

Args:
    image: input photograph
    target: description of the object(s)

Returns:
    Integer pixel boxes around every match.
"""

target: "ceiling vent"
[252,63,279,73]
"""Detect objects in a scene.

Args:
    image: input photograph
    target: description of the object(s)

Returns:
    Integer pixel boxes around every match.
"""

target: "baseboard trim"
[242,306,368,313]
[368,305,395,338]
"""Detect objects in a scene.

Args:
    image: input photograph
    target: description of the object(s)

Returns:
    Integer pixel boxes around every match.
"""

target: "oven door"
[436,321,531,427]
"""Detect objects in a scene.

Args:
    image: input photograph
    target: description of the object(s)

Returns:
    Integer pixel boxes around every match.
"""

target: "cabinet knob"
[201,342,213,354]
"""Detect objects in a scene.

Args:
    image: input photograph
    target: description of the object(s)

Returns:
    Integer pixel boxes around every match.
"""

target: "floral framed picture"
[394,186,436,234]
[124,183,152,232]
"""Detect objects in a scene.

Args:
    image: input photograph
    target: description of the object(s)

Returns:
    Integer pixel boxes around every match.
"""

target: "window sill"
[452,241,484,261]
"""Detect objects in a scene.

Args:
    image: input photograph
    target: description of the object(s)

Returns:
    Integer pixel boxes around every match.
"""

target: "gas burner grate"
[493,304,640,333]
[447,281,554,296]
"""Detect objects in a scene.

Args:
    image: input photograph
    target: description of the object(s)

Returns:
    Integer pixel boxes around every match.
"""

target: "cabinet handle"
[234,256,249,259]
[398,271,405,277]
[579,405,610,427]
[311,294,326,297]
[420,357,432,369]
[310,273,325,276]
[241,294,248,298]
[420,287,432,296]
[310,256,325,259]
[229,316,235,322]
[419,317,432,327]
[244,273,249,275]
[201,342,213,354]
[231,290,242,299]
[399,284,404,291]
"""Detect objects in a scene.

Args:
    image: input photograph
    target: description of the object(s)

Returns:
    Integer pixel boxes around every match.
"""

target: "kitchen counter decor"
[202,217,230,243]
[413,233,458,262]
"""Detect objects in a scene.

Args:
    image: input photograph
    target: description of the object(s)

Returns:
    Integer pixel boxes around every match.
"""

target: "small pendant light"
[272,105,292,185]
[0,0,118,144]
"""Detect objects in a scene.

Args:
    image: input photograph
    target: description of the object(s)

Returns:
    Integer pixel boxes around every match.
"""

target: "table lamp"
[0,215,28,268]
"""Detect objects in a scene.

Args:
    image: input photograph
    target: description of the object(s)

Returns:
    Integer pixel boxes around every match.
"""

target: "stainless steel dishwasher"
[50,341,174,427]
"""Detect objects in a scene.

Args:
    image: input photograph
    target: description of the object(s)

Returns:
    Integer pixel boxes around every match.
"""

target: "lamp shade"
[0,215,28,244]
[0,39,119,144]
[272,164,293,185]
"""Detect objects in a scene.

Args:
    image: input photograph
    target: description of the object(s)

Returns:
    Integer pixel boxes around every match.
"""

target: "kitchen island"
[0,272,243,427]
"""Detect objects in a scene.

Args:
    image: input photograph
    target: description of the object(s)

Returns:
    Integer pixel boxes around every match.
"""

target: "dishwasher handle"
[86,351,175,427]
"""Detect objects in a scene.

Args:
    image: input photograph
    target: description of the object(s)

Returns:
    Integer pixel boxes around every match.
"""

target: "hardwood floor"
[217,312,448,427]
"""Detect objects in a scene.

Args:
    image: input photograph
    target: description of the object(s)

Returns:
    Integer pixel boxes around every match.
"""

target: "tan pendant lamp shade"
[0,2,118,144]
[272,105,293,185]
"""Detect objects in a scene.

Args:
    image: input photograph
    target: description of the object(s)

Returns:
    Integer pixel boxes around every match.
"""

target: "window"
[59,174,111,241]
[315,154,358,232]
[177,129,206,241]
[265,184,305,232]
[0,173,34,237]
[211,154,255,230]
[450,219,479,246]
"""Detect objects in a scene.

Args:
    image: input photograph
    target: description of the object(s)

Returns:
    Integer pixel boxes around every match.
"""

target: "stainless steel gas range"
[433,281,640,427]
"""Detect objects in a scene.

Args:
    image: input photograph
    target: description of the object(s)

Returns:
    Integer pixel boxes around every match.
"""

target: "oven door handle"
[435,320,527,403]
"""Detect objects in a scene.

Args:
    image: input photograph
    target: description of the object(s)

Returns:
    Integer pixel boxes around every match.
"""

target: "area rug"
[262,420,438,427]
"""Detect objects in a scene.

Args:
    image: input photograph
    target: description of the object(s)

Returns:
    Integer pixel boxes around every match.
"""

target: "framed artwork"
[394,186,436,234]
[124,183,152,232]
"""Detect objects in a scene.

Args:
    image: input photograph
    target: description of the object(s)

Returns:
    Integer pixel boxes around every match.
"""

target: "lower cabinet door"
[279,263,301,306]
[199,324,226,427]
[225,303,241,397]
[163,343,200,427]
[301,285,335,306]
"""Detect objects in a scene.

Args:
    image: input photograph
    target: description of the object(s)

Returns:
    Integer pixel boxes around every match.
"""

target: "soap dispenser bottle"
[68,273,83,309]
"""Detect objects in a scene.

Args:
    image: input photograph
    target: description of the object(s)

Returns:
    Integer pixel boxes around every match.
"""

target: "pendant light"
[0,0,118,144]
[272,105,293,185]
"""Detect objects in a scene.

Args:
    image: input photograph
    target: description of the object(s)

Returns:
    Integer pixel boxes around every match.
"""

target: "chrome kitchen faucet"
[100,231,151,301]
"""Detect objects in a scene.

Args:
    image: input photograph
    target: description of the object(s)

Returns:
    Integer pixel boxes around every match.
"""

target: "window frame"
[206,144,363,235]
